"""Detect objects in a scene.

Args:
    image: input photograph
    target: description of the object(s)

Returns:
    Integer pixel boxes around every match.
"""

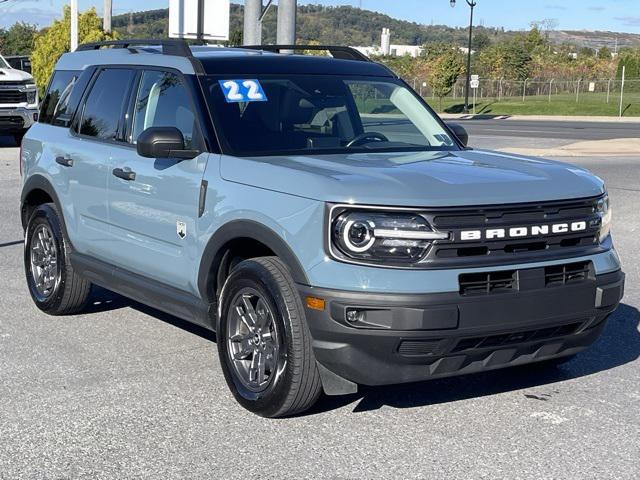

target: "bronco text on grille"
[459,220,588,240]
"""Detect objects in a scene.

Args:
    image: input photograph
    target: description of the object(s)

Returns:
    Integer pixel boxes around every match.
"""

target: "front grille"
[545,261,591,287]
[451,321,583,353]
[0,80,30,86]
[459,269,517,295]
[0,90,26,104]
[0,116,24,128]
[459,261,592,296]
[422,196,604,267]
[398,339,442,356]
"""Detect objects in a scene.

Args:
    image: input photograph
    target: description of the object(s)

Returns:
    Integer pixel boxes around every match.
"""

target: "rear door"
[65,67,136,259]
[107,69,208,293]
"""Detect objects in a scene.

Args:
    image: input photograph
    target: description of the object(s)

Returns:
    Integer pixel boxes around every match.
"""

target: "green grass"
[425,93,640,117]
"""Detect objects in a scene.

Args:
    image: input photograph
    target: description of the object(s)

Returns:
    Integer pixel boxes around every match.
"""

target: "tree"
[426,51,464,111]
[31,7,117,93]
[226,29,243,46]
[472,31,491,52]
[597,46,612,60]
[3,22,37,55]
[477,40,531,80]
[579,46,595,58]
[421,41,454,58]
[616,50,640,92]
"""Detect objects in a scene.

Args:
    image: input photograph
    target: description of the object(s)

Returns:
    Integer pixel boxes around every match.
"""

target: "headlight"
[26,89,37,105]
[330,208,449,266]
[596,194,612,243]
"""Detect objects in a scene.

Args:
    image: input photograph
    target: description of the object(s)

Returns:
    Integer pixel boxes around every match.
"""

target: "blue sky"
[1,0,639,33]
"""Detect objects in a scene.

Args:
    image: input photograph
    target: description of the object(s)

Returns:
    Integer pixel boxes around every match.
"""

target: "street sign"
[169,0,230,41]
[470,75,480,89]
[588,82,596,92]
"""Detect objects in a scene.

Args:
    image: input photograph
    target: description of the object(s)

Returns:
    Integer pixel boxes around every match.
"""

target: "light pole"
[450,0,476,114]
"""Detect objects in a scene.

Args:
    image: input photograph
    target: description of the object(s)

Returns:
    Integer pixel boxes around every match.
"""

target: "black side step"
[70,251,214,330]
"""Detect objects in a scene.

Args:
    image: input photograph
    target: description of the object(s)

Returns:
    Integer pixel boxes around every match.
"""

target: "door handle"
[112,167,136,181]
[55,156,73,167]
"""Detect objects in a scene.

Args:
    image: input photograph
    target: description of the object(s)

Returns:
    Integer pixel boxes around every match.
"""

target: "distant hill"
[548,30,640,51]
[112,3,640,50]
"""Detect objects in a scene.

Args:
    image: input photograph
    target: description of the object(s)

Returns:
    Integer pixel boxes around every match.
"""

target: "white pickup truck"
[0,53,38,144]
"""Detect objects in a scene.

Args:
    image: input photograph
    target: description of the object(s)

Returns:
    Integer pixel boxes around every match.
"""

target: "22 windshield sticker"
[219,79,268,103]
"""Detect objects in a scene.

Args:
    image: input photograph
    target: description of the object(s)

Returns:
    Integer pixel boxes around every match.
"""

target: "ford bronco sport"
[20,40,624,417]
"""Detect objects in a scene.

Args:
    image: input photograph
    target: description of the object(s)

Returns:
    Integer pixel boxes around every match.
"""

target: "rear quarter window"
[40,70,80,125]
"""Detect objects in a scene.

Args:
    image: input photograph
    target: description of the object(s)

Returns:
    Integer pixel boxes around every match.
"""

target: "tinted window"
[40,70,79,125]
[79,68,135,141]
[130,70,199,148]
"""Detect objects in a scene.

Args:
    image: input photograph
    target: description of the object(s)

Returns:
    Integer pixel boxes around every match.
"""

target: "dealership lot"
[1,128,639,479]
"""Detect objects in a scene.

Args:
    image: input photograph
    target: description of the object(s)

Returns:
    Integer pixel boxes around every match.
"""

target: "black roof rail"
[75,38,205,74]
[242,45,371,62]
[76,39,193,58]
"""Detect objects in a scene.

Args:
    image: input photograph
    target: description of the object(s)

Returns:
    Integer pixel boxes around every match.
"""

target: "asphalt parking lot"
[1,128,639,479]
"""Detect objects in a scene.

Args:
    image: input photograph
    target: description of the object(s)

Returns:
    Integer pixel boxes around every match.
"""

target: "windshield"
[203,75,457,156]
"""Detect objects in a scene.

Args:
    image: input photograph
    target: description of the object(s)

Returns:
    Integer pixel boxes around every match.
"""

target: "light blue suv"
[20,40,624,417]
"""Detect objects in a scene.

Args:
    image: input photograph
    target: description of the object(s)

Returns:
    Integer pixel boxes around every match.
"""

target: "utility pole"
[70,0,78,51]
[243,0,261,45]
[103,0,112,34]
[277,0,297,47]
[450,0,476,114]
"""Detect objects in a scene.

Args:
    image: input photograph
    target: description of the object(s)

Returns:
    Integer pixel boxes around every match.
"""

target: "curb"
[440,113,640,123]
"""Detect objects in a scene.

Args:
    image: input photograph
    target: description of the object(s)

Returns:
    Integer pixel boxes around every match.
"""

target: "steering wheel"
[346,132,389,148]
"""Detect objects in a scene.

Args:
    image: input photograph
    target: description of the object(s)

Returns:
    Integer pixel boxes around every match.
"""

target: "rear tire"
[217,256,322,417]
[24,203,91,315]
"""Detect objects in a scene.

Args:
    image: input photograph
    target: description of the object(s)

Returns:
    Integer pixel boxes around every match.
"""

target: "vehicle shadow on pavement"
[84,286,216,342]
[311,303,640,415]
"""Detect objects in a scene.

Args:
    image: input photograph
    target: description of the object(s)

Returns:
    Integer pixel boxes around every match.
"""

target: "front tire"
[24,203,91,315]
[217,257,322,417]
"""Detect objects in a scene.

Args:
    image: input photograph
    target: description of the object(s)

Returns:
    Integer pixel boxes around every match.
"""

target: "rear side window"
[40,70,79,125]
[130,70,200,148]
[79,68,135,141]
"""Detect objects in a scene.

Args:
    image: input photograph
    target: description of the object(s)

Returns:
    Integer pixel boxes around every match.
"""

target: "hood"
[220,149,605,207]
[0,67,33,82]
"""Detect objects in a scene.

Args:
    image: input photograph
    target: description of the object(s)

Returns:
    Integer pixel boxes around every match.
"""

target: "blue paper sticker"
[219,79,268,103]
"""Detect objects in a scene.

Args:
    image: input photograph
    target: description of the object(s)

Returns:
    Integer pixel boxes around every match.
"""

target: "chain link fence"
[409,77,640,116]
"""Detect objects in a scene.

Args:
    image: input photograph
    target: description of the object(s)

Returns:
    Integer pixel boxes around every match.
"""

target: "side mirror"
[136,126,200,159]
[446,122,469,147]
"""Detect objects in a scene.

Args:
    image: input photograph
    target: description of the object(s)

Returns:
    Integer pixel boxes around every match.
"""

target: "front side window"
[130,70,199,148]
[79,68,134,141]
[203,75,456,156]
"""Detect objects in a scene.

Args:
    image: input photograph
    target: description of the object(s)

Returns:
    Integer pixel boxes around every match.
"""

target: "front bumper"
[0,106,38,132]
[300,266,624,388]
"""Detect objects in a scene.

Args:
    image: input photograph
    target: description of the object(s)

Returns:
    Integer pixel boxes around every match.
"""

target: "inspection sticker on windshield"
[219,79,268,103]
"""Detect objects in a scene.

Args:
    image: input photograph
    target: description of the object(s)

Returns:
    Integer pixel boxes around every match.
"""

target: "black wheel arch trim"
[198,220,310,304]
[20,174,67,233]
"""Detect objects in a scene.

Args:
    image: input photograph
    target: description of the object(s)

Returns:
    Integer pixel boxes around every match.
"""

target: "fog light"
[346,309,366,324]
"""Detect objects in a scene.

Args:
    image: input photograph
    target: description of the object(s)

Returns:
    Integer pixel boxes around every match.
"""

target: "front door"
[107,69,208,293]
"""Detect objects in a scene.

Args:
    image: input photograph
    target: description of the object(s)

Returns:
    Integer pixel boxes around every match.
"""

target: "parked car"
[0,53,38,144]
[20,40,624,417]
